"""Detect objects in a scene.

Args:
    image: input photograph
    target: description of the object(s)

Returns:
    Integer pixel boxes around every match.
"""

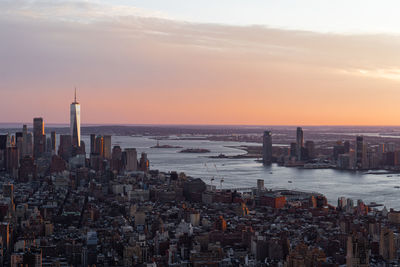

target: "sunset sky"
[1,0,400,125]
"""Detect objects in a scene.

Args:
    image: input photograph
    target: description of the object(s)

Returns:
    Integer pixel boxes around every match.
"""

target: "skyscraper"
[305,140,315,159]
[95,136,104,156]
[58,135,72,161]
[33,117,45,158]
[290,142,297,158]
[355,136,367,169]
[262,131,272,165]
[22,125,28,157]
[0,135,7,170]
[125,148,138,171]
[111,146,123,173]
[70,89,81,148]
[90,134,96,154]
[51,131,56,155]
[296,127,304,161]
[16,132,23,159]
[139,152,149,172]
[103,135,112,160]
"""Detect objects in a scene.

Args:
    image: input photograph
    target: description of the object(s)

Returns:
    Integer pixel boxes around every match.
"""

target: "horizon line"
[2,122,400,128]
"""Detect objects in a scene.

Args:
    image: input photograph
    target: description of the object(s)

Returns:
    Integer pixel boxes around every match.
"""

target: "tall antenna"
[74,87,77,102]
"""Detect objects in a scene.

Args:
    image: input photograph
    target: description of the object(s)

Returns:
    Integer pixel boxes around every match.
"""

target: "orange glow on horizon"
[2,14,400,126]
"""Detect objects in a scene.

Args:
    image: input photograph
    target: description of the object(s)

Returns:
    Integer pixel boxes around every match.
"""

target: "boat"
[288,181,292,183]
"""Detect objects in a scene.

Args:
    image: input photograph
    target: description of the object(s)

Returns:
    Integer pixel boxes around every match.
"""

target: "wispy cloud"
[1,0,400,125]
[0,0,170,22]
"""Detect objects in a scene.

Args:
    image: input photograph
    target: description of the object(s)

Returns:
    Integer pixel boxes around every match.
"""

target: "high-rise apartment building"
[290,142,297,158]
[125,148,138,171]
[262,131,272,165]
[385,142,396,153]
[46,137,52,153]
[33,117,45,158]
[22,125,28,157]
[16,132,24,159]
[296,127,304,161]
[103,135,112,160]
[95,136,104,156]
[70,89,81,148]
[111,146,123,173]
[6,146,19,176]
[90,134,96,154]
[0,135,6,150]
[305,140,315,159]
[58,135,72,161]
[21,125,33,158]
[380,228,396,261]
[0,135,7,170]
[139,152,149,172]
[51,131,56,155]
[355,136,367,170]
[346,235,369,266]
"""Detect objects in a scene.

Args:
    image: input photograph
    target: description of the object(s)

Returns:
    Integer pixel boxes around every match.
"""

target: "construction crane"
[213,163,224,190]
[204,163,215,188]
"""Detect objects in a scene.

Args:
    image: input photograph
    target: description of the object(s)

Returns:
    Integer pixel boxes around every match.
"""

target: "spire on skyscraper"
[71,87,81,147]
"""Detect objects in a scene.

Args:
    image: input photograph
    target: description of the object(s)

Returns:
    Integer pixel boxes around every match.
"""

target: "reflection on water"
[66,135,400,209]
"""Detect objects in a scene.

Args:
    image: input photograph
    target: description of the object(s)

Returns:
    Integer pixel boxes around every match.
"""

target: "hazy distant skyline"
[2,0,400,125]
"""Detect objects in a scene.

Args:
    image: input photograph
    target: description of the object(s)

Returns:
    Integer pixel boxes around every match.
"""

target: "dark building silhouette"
[262,131,272,165]
[50,155,67,174]
[0,135,7,170]
[183,178,206,202]
[111,146,123,173]
[139,152,149,172]
[18,156,37,182]
[103,135,111,160]
[33,117,45,158]
[344,140,350,153]
[0,135,7,150]
[125,148,138,171]
[58,135,72,161]
[51,131,56,154]
[90,134,96,154]
[95,136,104,157]
[333,141,346,161]
[296,127,304,161]
[6,146,19,175]
[290,143,297,158]
[305,140,315,159]
[356,136,366,169]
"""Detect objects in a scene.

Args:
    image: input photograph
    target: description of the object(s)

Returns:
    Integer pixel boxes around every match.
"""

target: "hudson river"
[81,135,400,210]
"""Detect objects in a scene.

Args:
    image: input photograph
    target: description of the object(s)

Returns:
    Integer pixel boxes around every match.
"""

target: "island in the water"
[179,148,211,153]
[151,144,182,149]
[151,141,182,149]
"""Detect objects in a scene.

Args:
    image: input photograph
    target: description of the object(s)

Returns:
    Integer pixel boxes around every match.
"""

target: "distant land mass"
[2,124,400,148]
[2,123,400,135]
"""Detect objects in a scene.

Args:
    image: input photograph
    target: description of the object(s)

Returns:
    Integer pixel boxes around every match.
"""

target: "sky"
[1,0,400,125]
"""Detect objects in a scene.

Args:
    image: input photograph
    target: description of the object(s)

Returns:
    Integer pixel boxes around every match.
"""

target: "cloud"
[1,0,400,125]
[0,0,169,20]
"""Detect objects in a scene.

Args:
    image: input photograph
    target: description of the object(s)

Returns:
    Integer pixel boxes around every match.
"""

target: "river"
[79,135,400,210]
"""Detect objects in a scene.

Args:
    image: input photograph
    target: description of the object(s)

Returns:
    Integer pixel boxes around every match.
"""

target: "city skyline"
[2,1,400,125]
[3,2,400,265]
